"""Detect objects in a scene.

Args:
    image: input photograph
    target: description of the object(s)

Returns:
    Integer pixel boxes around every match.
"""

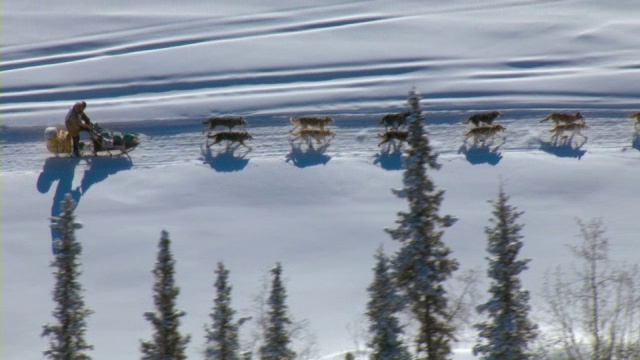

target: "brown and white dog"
[464,124,506,141]
[289,116,334,132]
[378,129,409,146]
[206,131,253,148]
[549,122,589,137]
[628,112,640,129]
[203,116,248,133]
[290,128,336,144]
[540,112,585,126]
[463,111,502,127]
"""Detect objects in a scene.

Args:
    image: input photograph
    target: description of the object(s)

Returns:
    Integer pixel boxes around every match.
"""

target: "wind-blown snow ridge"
[4,1,640,128]
[2,14,393,72]
[1,59,430,105]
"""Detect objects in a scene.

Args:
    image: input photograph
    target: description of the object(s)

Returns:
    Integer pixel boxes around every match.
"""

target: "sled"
[87,123,140,156]
[44,123,140,157]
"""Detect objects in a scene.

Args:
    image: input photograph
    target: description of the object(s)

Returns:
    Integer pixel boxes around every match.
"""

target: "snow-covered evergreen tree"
[473,187,537,360]
[204,261,241,360]
[366,246,411,360]
[386,88,459,359]
[42,194,94,360]
[140,230,190,360]
[259,262,296,360]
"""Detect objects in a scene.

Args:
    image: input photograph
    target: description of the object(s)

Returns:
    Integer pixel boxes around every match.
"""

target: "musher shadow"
[285,141,331,168]
[458,141,503,166]
[37,157,82,255]
[539,133,588,159]
[201,144,250,172]
[37,155,133,254]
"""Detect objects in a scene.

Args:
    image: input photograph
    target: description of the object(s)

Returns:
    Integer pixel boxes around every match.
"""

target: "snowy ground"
[3,1,640,359]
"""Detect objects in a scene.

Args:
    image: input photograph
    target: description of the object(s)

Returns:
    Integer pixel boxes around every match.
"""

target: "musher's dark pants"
[70,128,93,156]
[71,135,81,156]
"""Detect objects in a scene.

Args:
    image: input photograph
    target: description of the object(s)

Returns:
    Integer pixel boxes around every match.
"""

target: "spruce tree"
[42,194,94,360]
[366,247,411,360]
[259,262,296,360]
[386,88,459,359]
[205,261,240,360]
[140,230,190,360]
[473,187,537,359]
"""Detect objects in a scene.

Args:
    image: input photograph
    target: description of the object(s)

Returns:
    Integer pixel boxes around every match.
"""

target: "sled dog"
[540,112,585,126]
[379,111,410,129]
[289,116,334,131]
[378,129,409,146]
[628,112,640,128]
[290,128,336,144]
[203,116,248,133]
[463,111,502,127]
[464,124,506,141]
[549,122,589,137]
[206,131,253,148]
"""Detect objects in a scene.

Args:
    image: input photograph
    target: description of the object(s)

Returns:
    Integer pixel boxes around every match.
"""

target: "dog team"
[461,110,638,145]
[202,116,252,148]
[199,109,640,149]
[377,111,410,150]
[289,116,336,145]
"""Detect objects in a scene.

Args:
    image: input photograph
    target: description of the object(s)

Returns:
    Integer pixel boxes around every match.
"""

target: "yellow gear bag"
[45,127,72,154]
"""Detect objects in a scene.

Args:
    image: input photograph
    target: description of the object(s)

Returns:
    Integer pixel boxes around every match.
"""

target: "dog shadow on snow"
[37,155,133,254]
[285,141,331,168]
[538,133,588,160]
[458,139,504,166]
[373,144,403,171]
[201,144,250,172]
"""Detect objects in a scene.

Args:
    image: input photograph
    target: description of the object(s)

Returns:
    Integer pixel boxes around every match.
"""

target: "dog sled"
[44,123,140,157]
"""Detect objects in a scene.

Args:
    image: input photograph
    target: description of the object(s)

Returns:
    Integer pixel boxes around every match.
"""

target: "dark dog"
[463,111,502,127]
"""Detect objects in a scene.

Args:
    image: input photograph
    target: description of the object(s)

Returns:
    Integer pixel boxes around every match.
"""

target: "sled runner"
[44,123,140,157]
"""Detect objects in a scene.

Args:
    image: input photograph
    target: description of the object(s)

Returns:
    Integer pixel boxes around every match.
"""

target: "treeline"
[43,89,640,360]
[45,200,305,360]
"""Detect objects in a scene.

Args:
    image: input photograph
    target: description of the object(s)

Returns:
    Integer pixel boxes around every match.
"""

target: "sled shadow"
[37,155,133,254]
[80,156,133,193]
[373,147,403,170]
[285,141,331,168]
[539,134,588,160]
[458,142,503,166]
[201,144,250,172]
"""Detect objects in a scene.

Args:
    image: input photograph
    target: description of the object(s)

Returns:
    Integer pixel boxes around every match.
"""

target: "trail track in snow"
[3,113,639,174]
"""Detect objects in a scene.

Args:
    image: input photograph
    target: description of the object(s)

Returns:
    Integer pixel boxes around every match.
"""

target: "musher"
[64,101,93,156]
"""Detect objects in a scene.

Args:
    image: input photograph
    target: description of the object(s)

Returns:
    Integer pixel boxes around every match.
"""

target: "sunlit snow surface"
[3,1,640,359]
